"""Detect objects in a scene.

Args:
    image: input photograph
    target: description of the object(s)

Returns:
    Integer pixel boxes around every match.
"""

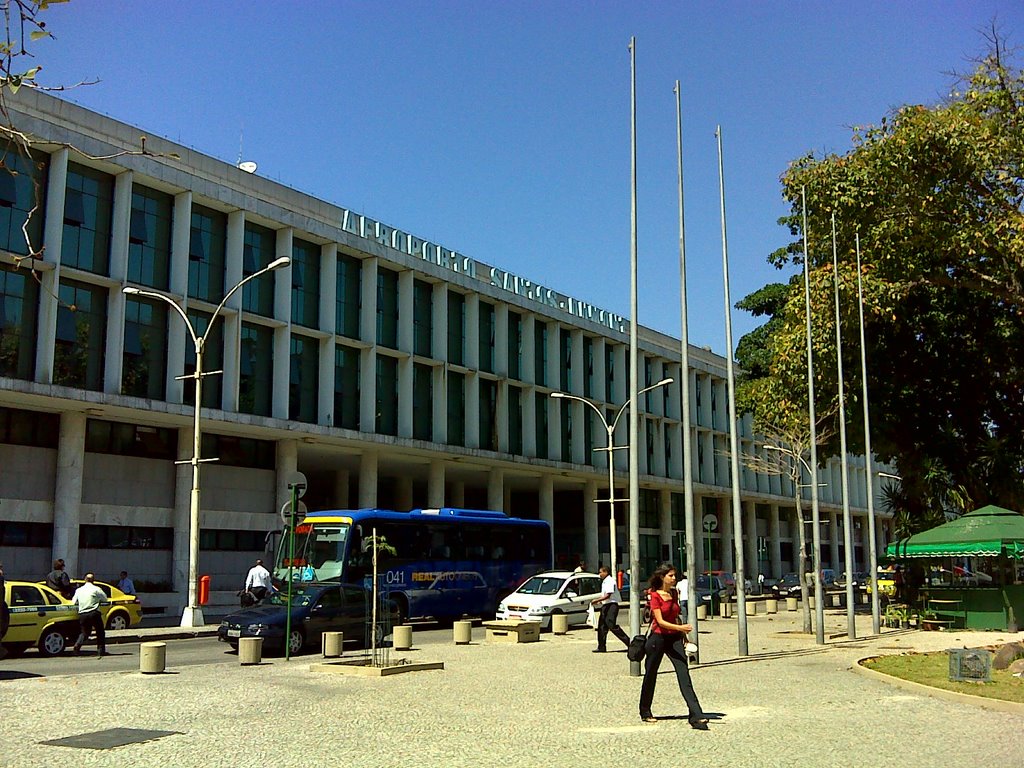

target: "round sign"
[702,513,718,532]
[280,499,308,526]
[285,471,308,498]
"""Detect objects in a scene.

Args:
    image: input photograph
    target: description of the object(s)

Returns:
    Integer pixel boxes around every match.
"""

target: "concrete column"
[395,476,414,512]
[522,386,536,457]
[719,497,734,574]
[465,293,479,371]
[744,500,757,580]
[36,147,68,383]
[398,356,414,438]
[360,347,376,433]
[360,257,377,346]
[659,488,673,557]
[592,338,607,403]
[432,366,447,444]
[103,170,133,394]
[487,468,504,512]
[319,244,338,426]
[466,372,480,449]
[333,469,350,509]
[829,511,840,570]
[584,478,599,570]
[521,315,535,383]
[166,190,192,404]
[861,514,872,571]
[769,504,782,578]
[358,451,378,508]
[495,303,509,377]
[397,269,414,354]
[271,228,293,420]
[276,439,299,513]
[539,475,554,557]
[52,411,86,575]
[221,210,245,411]
[428,461,445,508]
[432,283,447,363]
[172,426,192,602]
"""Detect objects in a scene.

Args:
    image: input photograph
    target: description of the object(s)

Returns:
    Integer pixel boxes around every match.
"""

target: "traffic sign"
[280,499,308,526]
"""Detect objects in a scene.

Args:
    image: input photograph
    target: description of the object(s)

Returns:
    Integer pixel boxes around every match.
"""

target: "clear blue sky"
[32,1,1024,356]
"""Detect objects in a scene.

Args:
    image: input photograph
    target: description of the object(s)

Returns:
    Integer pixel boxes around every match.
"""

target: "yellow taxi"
[2,580,80,656]
[865,569,897,598]
[66,580,143,630]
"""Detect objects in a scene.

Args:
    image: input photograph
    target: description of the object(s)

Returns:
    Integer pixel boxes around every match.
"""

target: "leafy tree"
[739,32,1024,529]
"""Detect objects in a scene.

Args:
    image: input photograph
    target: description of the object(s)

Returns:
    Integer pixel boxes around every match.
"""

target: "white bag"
[586,603,598,629]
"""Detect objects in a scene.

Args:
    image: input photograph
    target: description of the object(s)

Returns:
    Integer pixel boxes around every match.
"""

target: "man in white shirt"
[244,559,274,601]
[590,565,630,653]
[72,573,109,657]
[115,571,136,596]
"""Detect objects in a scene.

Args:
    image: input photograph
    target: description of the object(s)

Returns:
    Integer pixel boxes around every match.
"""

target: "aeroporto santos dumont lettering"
[341,208,628,334]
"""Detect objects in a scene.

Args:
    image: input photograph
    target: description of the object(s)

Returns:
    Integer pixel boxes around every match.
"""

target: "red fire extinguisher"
[198,575,211,606]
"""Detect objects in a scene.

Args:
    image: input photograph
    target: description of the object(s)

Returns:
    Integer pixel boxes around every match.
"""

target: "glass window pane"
[62,163,113,275]
[53,279,107,391]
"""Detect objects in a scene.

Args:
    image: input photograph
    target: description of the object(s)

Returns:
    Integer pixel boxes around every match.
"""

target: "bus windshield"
[273,522,350,583]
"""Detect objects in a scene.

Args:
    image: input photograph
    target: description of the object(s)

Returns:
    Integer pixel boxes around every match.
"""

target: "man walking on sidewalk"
[72,573,108,657]
[591,565,630,653]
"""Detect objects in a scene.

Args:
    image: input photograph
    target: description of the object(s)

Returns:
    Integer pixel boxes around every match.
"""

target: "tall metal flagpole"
[855,233,881,634]
[802,189,825,645]
[832,213,856,639]
[715,126,748,656]
[627,35,643,677]
[675,81,698,655]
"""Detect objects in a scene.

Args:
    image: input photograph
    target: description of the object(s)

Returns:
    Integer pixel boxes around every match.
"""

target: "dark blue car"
[217,583,391,656]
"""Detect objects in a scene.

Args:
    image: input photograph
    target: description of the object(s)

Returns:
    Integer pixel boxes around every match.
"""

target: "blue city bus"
[272,508,551,624]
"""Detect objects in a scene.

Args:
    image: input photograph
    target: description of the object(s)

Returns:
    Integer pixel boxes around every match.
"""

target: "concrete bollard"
[696,604,708,620]
[322,631,344,658]
[746,601,757,616]
[139,641,166,674]
[239,636,264,666]
[831,594,842,608]
[860,593,869,605]
[551,613,569,635]
[786,597,798,612]
[393,625,413,650]
[808,596,815,610]
[719,601,732,619]
[453,620,473,645]
[766,598,778,614]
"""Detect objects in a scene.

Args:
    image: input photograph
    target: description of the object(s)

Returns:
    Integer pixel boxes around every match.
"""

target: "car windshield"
[265,589,317,608]
[780,574,800,585]
[515,576,565,596]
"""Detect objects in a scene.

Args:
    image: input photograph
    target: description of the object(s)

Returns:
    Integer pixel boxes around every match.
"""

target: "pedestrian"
[591,565,630,653]
[115,570,136,596]
[244,559,274,601]
[638,563,709,729]
[573,560,586,574]
[72,573,109,657]
[45,558,72,599]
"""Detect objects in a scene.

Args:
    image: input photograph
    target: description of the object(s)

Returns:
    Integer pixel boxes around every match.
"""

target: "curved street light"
[123,255,291,627]
[551,377,673,578]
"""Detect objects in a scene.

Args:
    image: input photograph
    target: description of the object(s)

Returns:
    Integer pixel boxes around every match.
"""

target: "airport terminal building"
[0,89,894,613]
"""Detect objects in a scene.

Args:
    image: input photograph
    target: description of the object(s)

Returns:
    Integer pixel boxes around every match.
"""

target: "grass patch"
[864,652,1024,703]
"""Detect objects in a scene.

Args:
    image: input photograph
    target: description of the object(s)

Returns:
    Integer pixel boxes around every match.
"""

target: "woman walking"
[638,564,708,729]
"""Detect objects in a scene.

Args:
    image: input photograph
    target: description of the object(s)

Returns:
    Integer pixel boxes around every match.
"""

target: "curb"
[106,628,219,645]
[853,655,1024,715]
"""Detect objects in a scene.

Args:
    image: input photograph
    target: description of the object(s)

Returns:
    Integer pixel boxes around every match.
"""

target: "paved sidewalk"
[3,607,1021,768]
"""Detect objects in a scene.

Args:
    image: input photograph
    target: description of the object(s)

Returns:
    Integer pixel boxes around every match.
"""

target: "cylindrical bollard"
[808,595,815,610]
[719,601,731,618]
[393,625,413,650]
[322,631,344,658]
[453,620,473,645]
[746,601,757,616]
[786,597,798,612]
[696,604,707,620]
[766,598,778,614]
[239,636,264,665]
[551,613,569,635]
[861,592,869,605]
[139,641,166,674]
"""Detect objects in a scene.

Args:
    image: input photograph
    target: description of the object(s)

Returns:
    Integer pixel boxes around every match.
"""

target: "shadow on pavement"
[0,670,44,681]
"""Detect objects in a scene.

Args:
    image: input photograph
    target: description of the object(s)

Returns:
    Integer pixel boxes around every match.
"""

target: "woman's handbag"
[627,624,652,662]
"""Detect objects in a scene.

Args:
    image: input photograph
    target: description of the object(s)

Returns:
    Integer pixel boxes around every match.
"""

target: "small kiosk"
[886,505,1024,631]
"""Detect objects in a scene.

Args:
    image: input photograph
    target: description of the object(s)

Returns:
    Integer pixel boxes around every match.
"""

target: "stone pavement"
[2,607,1022,768]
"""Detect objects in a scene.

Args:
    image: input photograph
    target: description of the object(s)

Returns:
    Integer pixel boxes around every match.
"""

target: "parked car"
[694,574,729,612]
[496,571,604,629]
[866,569,897,598]
[217,582,393,656]
[703,570,736,597]
[770,573,803,599]
[67,579,143,630]
[2,581,80,657]
[835,571,871,592]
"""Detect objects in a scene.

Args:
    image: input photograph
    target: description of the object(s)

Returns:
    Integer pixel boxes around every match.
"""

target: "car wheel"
[106,612,129,631]
[38,628,68,656]
[287,628,305,656]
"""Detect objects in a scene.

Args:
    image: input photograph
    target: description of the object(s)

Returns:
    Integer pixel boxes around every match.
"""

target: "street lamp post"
[551,377,673,579]
[123,255,290,627]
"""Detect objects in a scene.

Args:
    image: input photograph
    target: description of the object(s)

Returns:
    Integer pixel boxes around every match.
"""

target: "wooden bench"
[481,619,541,644]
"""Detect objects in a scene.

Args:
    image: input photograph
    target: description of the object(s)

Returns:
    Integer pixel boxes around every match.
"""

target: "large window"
[239,322,273,416]
[188,204,226,302]
[241,222,275,316]
[0,263,38,380]
[122,295,168,399]
[413,362,432,441]
[333,344,360,430]
[535,392,548,459]
[182,310,223,408]
[479,379,496,451]
[447,371,465,446]
[0,406,59,448]
[375,355,398,436]
[289,334,319,423]
[560,329,572,392]
[200,529,268,551]
[54,279,106,391]
[447,292,465,365]
[413,279,432,357]
[376,268,398,349]
[79,524,172,550]
[200,433,275,469]
[560,397,571,463]
[507,311,521,380]
[291,238,320,329]
[534,322,547,386]
[584,337,594,399]
[0,521,52,547]
[62,163,113,275]
[127,184,172,289]
[335,253,361,339]
[507,385,522,455]
[639,489,660,528]
[0,147,46,255]
[85,419,177,460]
[605,346,616,401]
[478,301,495,373]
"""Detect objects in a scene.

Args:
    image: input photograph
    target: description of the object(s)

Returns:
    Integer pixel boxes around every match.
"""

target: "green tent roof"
[886,505,1024,559]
